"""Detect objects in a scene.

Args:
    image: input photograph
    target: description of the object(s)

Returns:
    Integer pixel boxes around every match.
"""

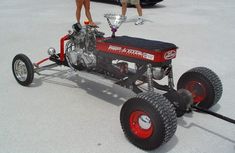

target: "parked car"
[92,0,163,7]
[119,0,163,6]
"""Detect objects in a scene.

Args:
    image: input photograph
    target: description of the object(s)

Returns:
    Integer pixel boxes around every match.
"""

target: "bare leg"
[122,2,127,16]
[75,0,84,23]
[135,3,143,25]
[135,4,142,16]
[83,0,96,26]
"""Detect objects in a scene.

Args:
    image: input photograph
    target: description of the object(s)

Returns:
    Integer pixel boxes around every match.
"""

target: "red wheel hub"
[185,81,206,104]
[129,111,153,139]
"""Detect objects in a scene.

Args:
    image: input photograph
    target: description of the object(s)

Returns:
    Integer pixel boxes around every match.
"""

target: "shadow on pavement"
[29,68,180,152]
[148,135,179,153]
[30,69,135,106]
[178,117,235,144]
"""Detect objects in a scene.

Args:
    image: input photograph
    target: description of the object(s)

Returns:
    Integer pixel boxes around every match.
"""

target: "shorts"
[121,0,140,5]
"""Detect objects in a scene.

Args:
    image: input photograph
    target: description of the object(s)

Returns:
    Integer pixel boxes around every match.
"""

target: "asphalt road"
[0,0,235,153]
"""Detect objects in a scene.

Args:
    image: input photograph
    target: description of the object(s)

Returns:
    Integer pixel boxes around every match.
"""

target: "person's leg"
[83,0,96,26]
[121,0,128,16]
[135,4,142,17]
[133,0,143,25]
[75,0,84,23]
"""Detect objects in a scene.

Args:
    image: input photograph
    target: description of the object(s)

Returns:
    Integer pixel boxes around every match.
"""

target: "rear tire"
[120,92,177,150]
[12,54,34,86]
[177,67,223,109]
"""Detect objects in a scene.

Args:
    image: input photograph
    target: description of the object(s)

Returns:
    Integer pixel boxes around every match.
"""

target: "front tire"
[12,54,34,86]
[120,92,177,150]
[177,67,223,109]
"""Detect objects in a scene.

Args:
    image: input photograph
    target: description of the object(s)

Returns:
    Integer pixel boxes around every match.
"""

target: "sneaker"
[135,18,144,25]
[121,15,127,21]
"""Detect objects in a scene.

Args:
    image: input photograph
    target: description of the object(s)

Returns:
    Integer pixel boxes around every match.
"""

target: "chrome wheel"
[14,60,28,82]
[12,54,34,86]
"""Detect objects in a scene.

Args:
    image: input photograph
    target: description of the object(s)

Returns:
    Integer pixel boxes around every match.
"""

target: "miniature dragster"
[13,14,234,150]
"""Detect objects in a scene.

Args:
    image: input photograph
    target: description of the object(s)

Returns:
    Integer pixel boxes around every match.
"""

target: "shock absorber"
[168,64,175,88]
[147,64,154,92]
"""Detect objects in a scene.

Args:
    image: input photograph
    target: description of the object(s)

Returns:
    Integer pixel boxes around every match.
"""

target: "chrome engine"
[65,26,97,70]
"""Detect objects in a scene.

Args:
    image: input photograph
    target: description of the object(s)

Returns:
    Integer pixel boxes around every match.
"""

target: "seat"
[104,36,177,52]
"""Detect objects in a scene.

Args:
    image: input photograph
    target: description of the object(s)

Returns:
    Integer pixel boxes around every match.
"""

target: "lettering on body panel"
[108,45,155,61]
[164,49,176,60]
